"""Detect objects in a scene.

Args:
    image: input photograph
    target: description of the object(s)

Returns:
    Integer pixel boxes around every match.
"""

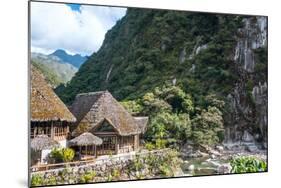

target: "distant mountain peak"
[50,49,87,68]
[52,49,68,56]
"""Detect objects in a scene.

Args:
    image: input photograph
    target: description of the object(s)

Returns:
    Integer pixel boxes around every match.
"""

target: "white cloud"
[31,2,126,56]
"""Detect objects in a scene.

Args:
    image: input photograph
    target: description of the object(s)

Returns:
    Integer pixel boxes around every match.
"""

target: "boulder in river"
[217,163,231,174]
[188,165,195,171]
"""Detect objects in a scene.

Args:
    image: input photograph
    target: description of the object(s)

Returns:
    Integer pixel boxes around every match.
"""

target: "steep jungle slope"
[56,9,267,146]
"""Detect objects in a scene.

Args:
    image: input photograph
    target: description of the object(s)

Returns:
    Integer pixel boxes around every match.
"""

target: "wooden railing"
[31,148,170,173]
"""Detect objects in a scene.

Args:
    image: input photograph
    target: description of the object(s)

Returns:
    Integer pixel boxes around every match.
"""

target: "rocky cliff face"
[234,17,267,72]
[224,17,267,150]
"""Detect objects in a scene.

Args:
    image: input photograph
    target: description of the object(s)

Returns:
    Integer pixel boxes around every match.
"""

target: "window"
[96,136,117,155]
[95,120,115,132]
[31,122,51,138]
[53,123,68,138]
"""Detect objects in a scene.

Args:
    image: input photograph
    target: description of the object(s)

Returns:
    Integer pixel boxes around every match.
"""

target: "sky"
[31,2,126,56]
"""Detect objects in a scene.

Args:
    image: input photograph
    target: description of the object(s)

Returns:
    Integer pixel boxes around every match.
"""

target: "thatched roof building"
[70,91,147,136]
[68,132,103,146]
[31,135,59,151]
[31,65,76,122]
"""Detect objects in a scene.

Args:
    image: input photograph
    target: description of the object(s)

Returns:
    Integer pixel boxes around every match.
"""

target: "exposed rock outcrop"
[234,17,267,72]
[224,17,267,150]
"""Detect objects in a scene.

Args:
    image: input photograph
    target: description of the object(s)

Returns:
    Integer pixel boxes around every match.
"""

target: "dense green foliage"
[122,84,224,147]
[31,174,44,186]
[230,156,267,173]
[129,149,182,178]
[79,171,96,183]
[56,9,245,104]
[191,106,224,146]
[50,148,75,163]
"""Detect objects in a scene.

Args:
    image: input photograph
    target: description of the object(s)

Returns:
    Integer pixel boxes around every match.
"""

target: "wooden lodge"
[30,65,148,163]
[30,65,76,148]
[70,91,148,157]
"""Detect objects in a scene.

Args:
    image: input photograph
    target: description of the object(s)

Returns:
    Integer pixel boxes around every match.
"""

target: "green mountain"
[56,8,267,146]
[31,52,78,88]
[50,49,88,68]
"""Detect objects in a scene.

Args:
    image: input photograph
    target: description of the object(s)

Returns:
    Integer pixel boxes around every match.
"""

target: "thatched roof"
[68,132,103,146]
[134,117,149,134]
[31,65,76,122]
[71,91,142,136]
[31,135,59,151]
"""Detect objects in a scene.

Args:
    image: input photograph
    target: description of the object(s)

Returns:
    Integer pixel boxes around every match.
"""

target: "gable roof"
[31,65,76,122]
[93,118,119,133]
[71,91,142,136]
[134,117,149,134]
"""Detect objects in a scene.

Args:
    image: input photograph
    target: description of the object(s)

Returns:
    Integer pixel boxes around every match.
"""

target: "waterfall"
[106,65,114,82]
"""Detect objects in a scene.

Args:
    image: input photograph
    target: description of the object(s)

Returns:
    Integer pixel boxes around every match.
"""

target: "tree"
[191,106,224,146]
[156,85,194,113]
[204,94,225,110]
[146,112,192,146]
[141,92,172,115]
[140,84,194,115]
[121,100,143,115]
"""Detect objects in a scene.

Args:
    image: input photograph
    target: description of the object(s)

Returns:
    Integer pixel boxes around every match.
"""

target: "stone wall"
[31,149,175,186]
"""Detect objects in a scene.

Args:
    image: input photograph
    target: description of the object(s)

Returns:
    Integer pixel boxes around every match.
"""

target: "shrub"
[106,174,113,182]
[132,154,144,171]
[155,138,167,149]
[79,171,96,183]
[145,142,155,151]
[159,164,172,176]
[230,156,267,173]
[50,147,75,163]
[61,148,75,162]
[50,147,63,163]
[111,168,121,180]
[128,149,183,178]
[31,174,43,186]
[45,176,57,185]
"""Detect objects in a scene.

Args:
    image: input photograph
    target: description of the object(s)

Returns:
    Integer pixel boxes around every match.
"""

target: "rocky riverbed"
[180,142,267,176]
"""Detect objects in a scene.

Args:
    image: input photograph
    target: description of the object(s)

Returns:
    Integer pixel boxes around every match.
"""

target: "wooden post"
[34,126,37,138]
[134,134,139,151]
[40,150,42,164]
[115,136,118,154]
[94,145,97,158]
[51,121,54,139]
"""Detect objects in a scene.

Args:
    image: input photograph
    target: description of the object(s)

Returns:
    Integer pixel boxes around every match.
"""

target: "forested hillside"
[56,8,267,148]
[31,52,78,87]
